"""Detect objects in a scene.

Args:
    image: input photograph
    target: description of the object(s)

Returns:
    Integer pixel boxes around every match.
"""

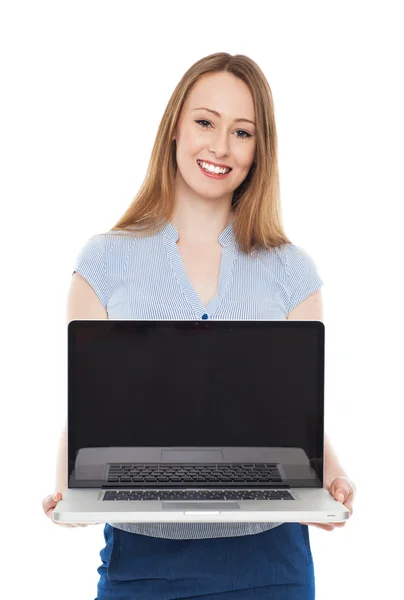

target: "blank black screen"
[68,320,324,476]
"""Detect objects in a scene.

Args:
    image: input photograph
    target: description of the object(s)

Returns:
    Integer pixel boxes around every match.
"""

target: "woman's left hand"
[300,476,356,531]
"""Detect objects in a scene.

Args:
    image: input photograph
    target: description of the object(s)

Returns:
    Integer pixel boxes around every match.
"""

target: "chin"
[195,186,233,201]
[179,168,238,200]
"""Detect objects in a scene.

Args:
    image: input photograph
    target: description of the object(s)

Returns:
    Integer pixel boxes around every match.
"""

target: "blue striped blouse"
[72,220,324,539]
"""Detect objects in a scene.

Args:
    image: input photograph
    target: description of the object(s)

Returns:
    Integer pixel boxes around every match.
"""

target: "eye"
[195,119,212,128]
[195,120,253,139]
[235,130,252,139]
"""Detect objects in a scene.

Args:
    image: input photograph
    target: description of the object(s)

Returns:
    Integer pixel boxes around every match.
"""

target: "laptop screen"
[68,320,324,486]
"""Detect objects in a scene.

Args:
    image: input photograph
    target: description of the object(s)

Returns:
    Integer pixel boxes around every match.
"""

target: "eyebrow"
[192,107,255,126]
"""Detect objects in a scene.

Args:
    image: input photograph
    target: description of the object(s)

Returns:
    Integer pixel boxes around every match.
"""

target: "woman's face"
[174,71,256,203]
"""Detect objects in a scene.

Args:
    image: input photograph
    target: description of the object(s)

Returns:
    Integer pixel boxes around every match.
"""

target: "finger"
[333,484,355,506]
[333,486,355,518]
[53,521,86,528]
[42,494,57,514]
[334,492,354,517]
[301,520,339,525]
[343,498,354,517]
[334,489,350,504]
[43,492,64,518]
[53,520,74,528]
[301,522,335,531]
[316,524,335,531]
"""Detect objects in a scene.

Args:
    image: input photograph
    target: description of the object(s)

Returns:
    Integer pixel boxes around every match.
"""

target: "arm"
[287,289,353,488]
[55,420,68,494]
[54,272,108,495]
[324,432,350,489]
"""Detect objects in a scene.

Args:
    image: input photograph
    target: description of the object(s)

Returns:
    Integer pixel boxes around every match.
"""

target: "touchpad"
[162,502,240,511]
[161,450,225,461]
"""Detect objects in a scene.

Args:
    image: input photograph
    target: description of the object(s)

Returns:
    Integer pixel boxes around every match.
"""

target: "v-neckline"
[163,220,238,319]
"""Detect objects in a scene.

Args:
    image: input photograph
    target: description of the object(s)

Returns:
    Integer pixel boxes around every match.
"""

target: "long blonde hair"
[106,52,291,254]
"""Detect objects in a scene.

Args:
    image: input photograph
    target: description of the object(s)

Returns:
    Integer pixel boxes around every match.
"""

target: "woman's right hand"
[43,492,99,528]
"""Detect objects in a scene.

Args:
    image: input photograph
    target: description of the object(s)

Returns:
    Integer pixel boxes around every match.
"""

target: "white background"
[1,1,403,598]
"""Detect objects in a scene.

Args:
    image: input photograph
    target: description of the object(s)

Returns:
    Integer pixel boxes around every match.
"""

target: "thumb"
[43,493,61,517]
[333,482,349,503]
[329,477,350,503]
[335,488,346,503]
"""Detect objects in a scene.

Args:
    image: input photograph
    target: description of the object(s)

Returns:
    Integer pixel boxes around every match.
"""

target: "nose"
[208,129,231,158]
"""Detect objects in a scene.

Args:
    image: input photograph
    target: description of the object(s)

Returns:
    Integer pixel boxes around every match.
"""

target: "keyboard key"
[103,489,294,501]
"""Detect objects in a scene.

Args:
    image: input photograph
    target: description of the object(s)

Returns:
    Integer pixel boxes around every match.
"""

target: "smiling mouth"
[197,160,232,175]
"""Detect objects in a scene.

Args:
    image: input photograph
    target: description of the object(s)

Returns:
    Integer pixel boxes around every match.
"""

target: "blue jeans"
[95,523,315,599]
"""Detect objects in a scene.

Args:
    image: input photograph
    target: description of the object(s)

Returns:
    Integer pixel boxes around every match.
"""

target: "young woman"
[43,52,356,599]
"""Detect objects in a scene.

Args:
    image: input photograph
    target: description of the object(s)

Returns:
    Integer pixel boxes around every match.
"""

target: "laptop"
[53,319,349,524]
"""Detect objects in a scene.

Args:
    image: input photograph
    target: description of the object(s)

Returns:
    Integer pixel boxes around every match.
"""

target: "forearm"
[324,432,350,489]
[55,420,68,494]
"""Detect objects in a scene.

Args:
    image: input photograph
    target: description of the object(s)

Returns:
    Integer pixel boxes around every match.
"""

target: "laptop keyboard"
[103,463,294,501]
[107,462,283,485]
[103,489,294,501]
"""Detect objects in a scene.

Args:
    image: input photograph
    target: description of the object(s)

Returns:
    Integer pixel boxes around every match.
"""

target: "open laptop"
[54,319,349,524]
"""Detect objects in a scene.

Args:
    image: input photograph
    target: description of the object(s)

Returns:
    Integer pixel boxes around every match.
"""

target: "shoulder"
[279,243,321,275]
[73,233,107,267]
[256,240,319,267]
[253,242,300,272]
[72,230,145,311]
[79,229,151,259]
[255,243,324,315]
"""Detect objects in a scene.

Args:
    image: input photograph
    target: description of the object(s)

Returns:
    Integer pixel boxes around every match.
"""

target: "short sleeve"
[282,243,324,314]
[72,234,107,309]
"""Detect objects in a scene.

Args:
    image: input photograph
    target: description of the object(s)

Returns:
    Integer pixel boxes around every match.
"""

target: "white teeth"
[198,160,230,175]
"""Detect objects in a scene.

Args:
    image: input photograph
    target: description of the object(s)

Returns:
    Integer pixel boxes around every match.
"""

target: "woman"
[43,52,356,599]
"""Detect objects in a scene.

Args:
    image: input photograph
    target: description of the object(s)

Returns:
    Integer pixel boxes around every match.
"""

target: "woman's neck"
[171,174,233,245]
